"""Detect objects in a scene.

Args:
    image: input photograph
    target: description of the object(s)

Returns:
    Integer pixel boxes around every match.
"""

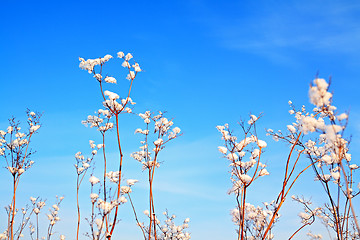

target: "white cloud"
[197,1,360,63]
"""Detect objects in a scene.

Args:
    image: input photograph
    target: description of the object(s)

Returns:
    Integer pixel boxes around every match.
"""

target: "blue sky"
[1,0,360,239]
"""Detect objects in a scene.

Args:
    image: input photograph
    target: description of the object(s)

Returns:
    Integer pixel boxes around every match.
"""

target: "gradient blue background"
[1,0,360,239]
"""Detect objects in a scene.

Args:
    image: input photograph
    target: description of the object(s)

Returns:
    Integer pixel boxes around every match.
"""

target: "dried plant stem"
[102,134,107,204]
[109,114,123,238]
[76,175,81,240]
[240,187,247,240]
[236,192,241,240]
[10,176,17,240]
[8,132,34,240]
[263,159,319,239]
[104,72,135,239]
[339,160,360,233]
[36,213,39,240]
[149,167,156,239]
[289,200,316,240]
[128,193,146,239]
[101,134,110,235]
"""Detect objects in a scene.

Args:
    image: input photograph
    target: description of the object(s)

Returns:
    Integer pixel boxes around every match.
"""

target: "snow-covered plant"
[0,110,43,240]
[217,117,280,239]
[45,196,65,240]
[74,148,95,239]
[307,231,324,240]
[269,78,360,239]
[290,195,322,239]
[230,201,279,240]
[78,51,190,240]
[131,111,182,239]
[25,196,65,240]
[218,77,360,239]
[268,78,360,239]
[78,51,140,240]
[137,211,190,240]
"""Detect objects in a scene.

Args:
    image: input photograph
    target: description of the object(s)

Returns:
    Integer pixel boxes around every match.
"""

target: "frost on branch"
[79,54,113,74]
[0,110,41,177]
[309,78,332,107]
[218,115,278,239]
[219,77,360,239]
[0,110,50,240]
[77,51,189,240]
[131,111,182,170]
[267,77,360,239]
[231,202,279,240]
[130,110,188,240]
[217,115,269,195]
[138,211,191,240]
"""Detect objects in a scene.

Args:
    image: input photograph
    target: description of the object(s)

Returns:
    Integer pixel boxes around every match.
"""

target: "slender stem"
[339,160,360,233]
[10,176,17,240]
[36,214,39,240]
[151,158,158,240]
[324,182,341,239]
[288,217,314,240]
[236,192,241,240]
[101,134,110,234]
[280,133,301,202]
[102,133,107,203]
[240,187,247,240]
[76,174,80,240]
[128,193,146,239]
[148,168,153,239]
[109,114,123,237]
[262,160,319,239]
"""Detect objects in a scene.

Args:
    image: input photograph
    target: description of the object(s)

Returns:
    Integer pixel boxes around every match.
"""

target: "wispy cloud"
[195,1,360,63]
